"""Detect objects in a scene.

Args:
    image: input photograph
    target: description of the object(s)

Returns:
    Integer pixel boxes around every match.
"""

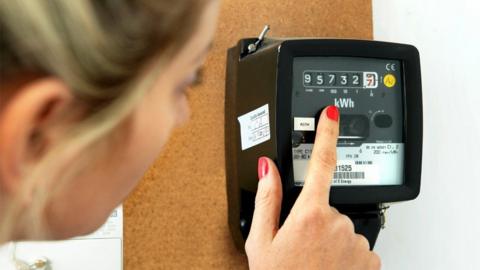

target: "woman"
[0,0,380,269]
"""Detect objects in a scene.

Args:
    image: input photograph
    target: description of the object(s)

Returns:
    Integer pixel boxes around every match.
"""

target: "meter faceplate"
[276,39,422,204]
[292,57,404,187]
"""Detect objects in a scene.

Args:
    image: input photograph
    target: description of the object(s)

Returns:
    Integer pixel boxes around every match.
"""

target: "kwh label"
[334,98,355,108]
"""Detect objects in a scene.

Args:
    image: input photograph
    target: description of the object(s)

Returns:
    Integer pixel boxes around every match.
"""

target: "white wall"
[372,0,480,269]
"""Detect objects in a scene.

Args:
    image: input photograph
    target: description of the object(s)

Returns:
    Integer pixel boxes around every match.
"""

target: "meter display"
[292,57,404,186]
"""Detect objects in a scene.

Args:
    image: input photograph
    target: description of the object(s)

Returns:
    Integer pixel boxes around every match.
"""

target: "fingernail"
[326,105,339,122]
[257,157,269,180]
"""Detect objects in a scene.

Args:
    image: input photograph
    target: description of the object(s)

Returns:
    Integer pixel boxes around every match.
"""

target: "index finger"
[297,105,340,205]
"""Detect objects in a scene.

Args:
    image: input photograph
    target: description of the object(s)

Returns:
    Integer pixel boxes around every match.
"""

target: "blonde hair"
[0,0,208,242]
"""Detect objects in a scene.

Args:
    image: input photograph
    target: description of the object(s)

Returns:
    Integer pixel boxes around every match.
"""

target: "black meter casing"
[225,38,422,251]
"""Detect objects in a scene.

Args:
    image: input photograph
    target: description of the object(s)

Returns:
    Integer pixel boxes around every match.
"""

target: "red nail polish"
[258,157,269,180]
[326,106,339,122]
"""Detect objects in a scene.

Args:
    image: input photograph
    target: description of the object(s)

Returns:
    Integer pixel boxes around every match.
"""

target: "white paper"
[237,104,271,150]
[0,206,123,270]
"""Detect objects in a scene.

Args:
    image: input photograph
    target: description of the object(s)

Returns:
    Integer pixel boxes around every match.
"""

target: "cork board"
[123,0,373,269]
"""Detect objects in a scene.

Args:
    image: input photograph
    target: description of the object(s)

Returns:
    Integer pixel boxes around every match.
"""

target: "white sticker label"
[294,117,315,131]
[237,104,271,150]
[333,159,379,185]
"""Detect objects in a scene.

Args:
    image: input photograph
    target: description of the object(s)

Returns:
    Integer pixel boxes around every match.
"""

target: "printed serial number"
[336,165,353,172]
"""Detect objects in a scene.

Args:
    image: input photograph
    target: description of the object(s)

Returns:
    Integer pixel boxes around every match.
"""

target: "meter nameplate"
[292,143,404,185]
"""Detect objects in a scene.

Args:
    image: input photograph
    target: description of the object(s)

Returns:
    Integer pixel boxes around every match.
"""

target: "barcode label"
[333,171,365,179]
[355,161,373,165]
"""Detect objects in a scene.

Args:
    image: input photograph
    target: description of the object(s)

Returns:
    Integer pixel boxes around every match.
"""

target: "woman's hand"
[245,106,381,270]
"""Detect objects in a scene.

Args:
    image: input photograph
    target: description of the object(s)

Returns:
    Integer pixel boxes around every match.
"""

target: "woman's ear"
[0,77,74,194]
